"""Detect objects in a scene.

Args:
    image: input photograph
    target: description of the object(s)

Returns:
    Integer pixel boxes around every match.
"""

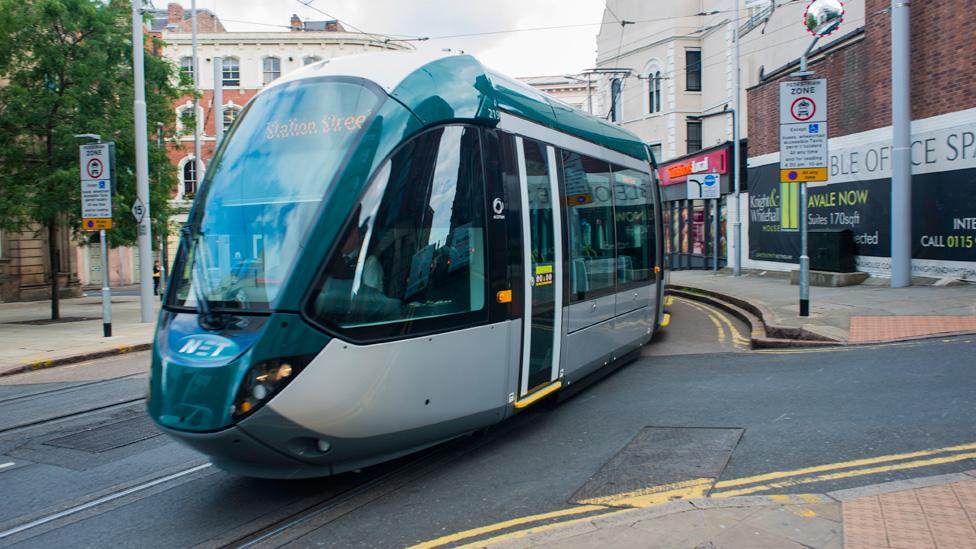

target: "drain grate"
[44,415,161,453]
[570,426,743,506]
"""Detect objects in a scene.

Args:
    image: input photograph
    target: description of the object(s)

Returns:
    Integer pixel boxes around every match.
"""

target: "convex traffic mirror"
[804,0,845,36]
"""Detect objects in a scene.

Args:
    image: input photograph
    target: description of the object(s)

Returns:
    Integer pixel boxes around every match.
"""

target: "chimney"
[167,2,184,25]
[290,14,302,31]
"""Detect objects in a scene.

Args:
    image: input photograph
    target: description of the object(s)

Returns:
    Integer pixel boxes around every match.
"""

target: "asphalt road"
[0,299,973,548]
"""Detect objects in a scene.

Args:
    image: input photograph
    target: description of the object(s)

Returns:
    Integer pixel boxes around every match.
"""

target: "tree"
[0,0,185,319]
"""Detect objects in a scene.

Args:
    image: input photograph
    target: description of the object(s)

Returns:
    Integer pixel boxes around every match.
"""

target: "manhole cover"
[44,415,161,453]
[570,427,743,507]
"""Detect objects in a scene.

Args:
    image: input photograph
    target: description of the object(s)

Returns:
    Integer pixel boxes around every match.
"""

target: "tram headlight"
[232,354,314,421]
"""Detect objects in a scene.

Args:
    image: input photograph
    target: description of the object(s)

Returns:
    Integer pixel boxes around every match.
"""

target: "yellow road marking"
[454,508,635,549]
[407,505,606,549]
[678,298,725,344]
[713,440,976,490]
[712,451,976,497]
[576,477,714,507]
[792,508,818,517]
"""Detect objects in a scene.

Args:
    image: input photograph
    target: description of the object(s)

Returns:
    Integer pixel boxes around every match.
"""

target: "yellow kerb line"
[406,505,606,549]
[712,451,976,498]
[454,508,636,549]
[576,477,713,507]
[678,298,725,343]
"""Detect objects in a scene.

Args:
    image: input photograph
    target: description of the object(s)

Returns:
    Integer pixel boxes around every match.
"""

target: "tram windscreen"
[170,78,384,311]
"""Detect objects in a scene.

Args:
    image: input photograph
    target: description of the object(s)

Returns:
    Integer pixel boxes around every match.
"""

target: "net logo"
[176,334,239,360]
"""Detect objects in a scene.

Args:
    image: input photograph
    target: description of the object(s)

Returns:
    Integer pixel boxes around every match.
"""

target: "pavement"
[471,471,976,549]
[668,269,976,345]
[0,286,159,376]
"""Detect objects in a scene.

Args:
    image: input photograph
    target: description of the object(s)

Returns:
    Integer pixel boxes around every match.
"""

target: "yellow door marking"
[713,440,976,490]
[407,505,606,549]
[513,380,562,409]
[454,508,635,549]
[576,477,714,507]
[712,451,976,497]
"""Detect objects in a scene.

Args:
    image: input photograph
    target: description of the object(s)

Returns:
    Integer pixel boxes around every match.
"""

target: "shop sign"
[658,148,730,186]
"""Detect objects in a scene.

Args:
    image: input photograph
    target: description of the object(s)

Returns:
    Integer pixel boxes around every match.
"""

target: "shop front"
[657,144,733,270]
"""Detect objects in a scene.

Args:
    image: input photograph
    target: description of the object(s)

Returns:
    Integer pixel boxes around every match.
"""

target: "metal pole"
[713,198,719,271]
[132,0,154,323]
[100,229,112,336]
[156,122,167,290]
[586,74,593,115]
[192,0,202,196]
[213,56,223,147]
[731,0,742,276]
[890,0,912,287]
[799,182,810,316]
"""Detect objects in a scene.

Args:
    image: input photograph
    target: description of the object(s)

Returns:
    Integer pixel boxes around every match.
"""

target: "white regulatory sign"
[687,173,721,200]
[80,143,112,181]
[779,79,829,176]
[81,179,112,218]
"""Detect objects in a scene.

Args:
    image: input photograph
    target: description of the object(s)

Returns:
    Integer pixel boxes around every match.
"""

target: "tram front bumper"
[156,423,332,479]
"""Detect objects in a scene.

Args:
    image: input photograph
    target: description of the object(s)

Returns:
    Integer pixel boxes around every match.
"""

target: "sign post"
[80,142,114,337]
[687,172,722,271]
[780,78,828,317]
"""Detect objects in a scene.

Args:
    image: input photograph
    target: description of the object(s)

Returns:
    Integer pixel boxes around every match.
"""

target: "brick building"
[745,0,976,280]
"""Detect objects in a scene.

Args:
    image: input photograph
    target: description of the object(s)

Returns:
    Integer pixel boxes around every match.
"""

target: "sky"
[168,0,608,77]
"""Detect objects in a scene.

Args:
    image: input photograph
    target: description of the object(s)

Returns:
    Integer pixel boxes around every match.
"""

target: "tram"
[149,50,667,478]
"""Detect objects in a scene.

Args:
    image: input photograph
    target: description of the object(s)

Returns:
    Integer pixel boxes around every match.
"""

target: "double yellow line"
[408,440,976,549]
[675,296,750,349]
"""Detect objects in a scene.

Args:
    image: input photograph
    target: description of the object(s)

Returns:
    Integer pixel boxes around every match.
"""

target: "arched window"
[262,57,280,85]
[648,71,662,114]
[182,158,197,197]
[223,105,241,132]
[222,57,240,87]
[302,55,322,66]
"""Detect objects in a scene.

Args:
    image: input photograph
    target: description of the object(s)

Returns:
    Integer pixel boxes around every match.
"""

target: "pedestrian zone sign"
[779,79,828,182]
[80,143,113,231]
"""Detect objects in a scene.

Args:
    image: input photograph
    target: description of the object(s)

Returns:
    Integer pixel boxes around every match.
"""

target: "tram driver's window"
[613,167,654,285]
[560,151,616,301]
[311,126,488,336]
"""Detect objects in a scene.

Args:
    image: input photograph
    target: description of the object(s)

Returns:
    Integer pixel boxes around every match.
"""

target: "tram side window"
[560,150,616,301]
[310,126,488,337]
[613,167,654,285]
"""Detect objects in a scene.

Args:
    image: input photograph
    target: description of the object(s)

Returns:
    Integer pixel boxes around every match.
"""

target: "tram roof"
[269,50,651,162]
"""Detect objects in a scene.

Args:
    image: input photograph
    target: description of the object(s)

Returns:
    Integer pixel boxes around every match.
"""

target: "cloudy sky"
[169,0,607,77]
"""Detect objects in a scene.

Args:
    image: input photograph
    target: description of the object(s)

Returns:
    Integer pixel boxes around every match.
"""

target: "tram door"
[515,137,563,398]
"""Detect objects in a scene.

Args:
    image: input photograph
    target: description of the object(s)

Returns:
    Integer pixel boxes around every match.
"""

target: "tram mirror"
[803,0,844,37]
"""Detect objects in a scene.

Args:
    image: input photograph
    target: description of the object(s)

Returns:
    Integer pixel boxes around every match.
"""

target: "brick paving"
[848,316,976,344]
[842,479,976,548]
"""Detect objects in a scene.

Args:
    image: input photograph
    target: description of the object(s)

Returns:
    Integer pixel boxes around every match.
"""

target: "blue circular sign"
[703,174,717,186]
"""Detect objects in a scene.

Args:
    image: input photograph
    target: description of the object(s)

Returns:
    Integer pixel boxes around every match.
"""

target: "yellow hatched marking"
[454,508,635,549]
[712,451,976,498]
[407,505,606,549]
[576,477,714,508]
[713,441,976,490]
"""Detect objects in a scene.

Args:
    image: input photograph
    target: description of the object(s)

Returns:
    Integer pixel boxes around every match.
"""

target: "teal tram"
[149,51,667,478]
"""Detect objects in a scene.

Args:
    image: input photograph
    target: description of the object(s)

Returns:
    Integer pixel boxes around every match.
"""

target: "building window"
[179,56,193,83]
[222,57,240,87]
[649,143,663,162]
[223,106,240,132]
[177,106,196,135]
[262,57,280,85]
[610,78,622,122]
[648,71,661,114]
[303,56,322,66]
[686,50,702,91]
[686,119,702,153]
[183,158,197,197]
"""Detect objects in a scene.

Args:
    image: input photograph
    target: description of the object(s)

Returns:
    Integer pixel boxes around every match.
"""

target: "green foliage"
[0,0,187,248]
